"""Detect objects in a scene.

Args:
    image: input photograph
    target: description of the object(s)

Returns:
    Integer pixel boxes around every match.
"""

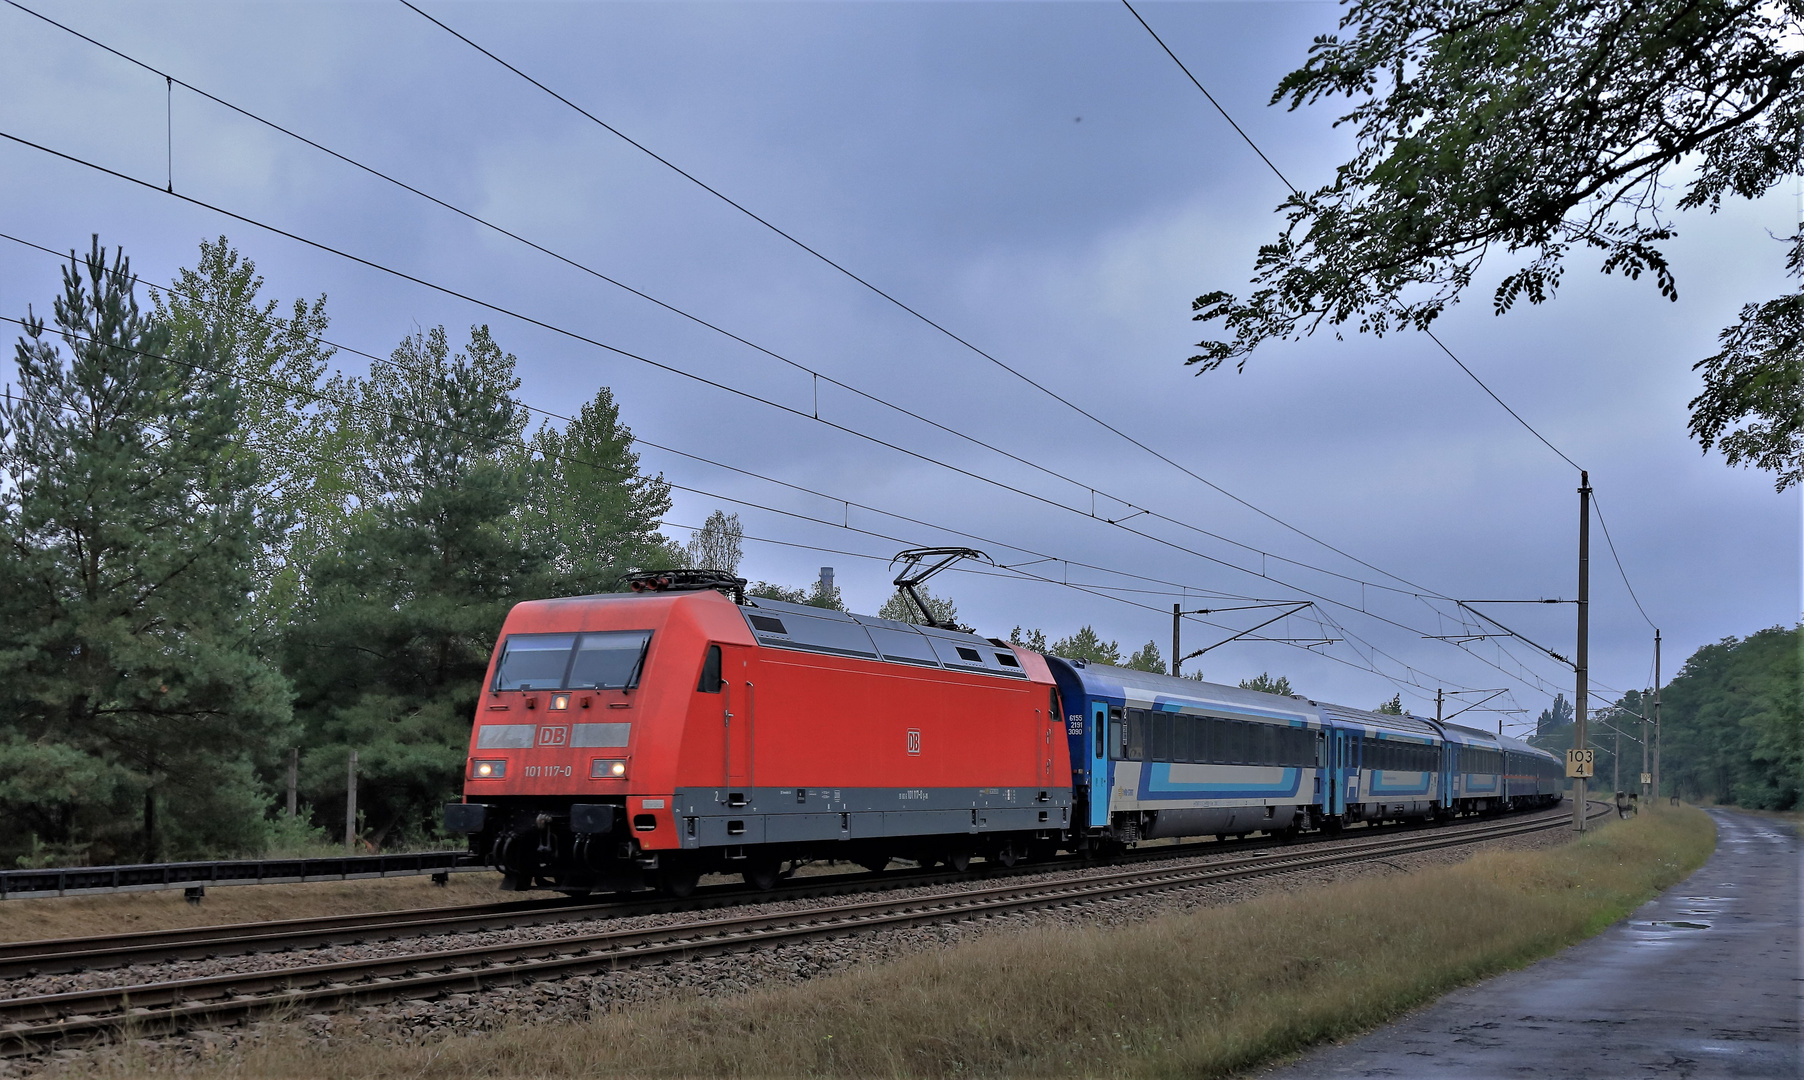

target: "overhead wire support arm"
[1184,602,1314,661]
[1453,600,1573,668]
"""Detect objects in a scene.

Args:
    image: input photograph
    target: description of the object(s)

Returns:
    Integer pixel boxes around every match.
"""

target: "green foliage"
[1239,672,1294,697]
[1661,626,1801,809]
[1376,694,1403,715]
[1124,640,1165,674]
[519,387,681,596]
[284,325,546,851]
[1690,281,1804,491]
[1536,693,1575,739]
[153,237,350,632]
[878,585,959,627]
[0,239,293,862]
[1051,626,1122,666]
[1009,626,1050,652]
[748,578,845,611]
[1192,0,1804,488]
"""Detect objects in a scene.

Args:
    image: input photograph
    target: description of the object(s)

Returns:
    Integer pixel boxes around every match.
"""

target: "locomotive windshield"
[493,631,652,690]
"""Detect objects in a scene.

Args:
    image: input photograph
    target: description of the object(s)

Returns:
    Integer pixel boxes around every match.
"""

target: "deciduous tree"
[1192,0,1804,489]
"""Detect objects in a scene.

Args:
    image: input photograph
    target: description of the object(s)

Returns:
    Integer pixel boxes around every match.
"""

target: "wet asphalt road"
[1259,809,1800,1079]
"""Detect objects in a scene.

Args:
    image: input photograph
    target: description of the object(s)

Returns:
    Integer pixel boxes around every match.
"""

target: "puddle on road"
[1648,920,1711,930]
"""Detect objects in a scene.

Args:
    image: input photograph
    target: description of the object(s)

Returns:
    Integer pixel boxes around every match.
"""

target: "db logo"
[906,729,922,756]
[537,726,569,747]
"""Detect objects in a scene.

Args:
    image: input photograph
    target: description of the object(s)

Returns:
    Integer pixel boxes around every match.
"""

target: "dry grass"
[0,872,508,945]
[74,806,1714,1080]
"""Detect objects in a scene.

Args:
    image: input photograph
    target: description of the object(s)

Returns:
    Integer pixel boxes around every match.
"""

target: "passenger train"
[445,575,1564,896]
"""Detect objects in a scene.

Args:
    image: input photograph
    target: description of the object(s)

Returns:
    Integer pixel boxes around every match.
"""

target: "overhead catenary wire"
[0,1,1598,704]
[5,307,1459,697]
[0,142,1578,706]
[0,0,1474,616]
[393,0,1460,603]
[0,0,1604,703]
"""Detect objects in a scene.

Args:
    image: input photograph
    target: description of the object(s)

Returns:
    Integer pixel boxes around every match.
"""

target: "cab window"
[697,644,723,693]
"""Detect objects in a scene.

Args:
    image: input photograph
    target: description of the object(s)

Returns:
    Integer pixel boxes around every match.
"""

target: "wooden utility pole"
[286,748,298,818]
[345,750,358,853]
[1574,471,1591,833]
[1641,688,1651,801]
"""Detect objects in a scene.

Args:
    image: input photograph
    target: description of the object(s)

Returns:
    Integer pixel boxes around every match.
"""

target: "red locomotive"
[444,567,1073,895]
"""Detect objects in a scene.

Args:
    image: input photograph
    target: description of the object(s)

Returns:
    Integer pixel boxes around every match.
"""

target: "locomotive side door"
[722,648,754,788]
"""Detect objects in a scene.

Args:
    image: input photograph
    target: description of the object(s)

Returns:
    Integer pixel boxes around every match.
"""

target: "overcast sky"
[2,0,1796,736]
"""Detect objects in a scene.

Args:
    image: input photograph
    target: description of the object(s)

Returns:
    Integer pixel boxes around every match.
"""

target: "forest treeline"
[1531,626,1800,809]
[0,238,690,866]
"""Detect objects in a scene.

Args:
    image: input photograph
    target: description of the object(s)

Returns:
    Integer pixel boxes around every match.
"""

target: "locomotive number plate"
[524,765,573,778]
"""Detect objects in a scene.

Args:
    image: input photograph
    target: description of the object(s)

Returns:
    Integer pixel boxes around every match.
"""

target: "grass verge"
[82,807,1717,1079]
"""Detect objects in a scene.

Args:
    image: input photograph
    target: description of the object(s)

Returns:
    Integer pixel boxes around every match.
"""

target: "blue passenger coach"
[1438,721,1506,816]
[1049,659,1332,845]
[1048,657,1560,851]
[1319,705,1443,825]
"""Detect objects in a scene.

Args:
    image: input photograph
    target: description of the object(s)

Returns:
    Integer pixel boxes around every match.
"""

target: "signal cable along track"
[0,803,1607,1056]
[0,805,1572,979]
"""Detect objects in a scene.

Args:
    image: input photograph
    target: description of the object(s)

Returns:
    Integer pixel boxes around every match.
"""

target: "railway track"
[0,803,1574,980]
[0,802,1604,1055]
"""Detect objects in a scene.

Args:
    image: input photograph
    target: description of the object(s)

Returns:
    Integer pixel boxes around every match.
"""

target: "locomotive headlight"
[591,758,627,779]
[471,759,507,779]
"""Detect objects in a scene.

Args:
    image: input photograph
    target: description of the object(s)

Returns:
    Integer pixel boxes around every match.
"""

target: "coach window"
[1150,711,1171,762]
[697,645,723,693]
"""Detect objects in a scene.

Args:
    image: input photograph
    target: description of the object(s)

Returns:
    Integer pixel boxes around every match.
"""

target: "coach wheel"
[742,858,781,891]
[993,841,1020,868]
[856,854,891,875]
[661,865,701,899]
[1320,816,1344,836]
[945,851,972,874]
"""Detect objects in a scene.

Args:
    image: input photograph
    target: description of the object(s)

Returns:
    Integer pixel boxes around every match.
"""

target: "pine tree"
[519,387,681,596]
[1124,641,1165,674]
[1239,672,1294,697]
[0,239,292,862]
[1376,694,1404,715]
[1051,627,1122,666]
[285,325,545,849]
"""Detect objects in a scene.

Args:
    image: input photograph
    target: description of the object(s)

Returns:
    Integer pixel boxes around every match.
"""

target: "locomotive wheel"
[661,865,701,899]
[993,841,1020,868]
[945,851,972,873]
[742,858,781,891]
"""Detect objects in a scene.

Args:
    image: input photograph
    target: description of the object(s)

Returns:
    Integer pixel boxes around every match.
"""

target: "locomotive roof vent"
[625,568,747,605]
